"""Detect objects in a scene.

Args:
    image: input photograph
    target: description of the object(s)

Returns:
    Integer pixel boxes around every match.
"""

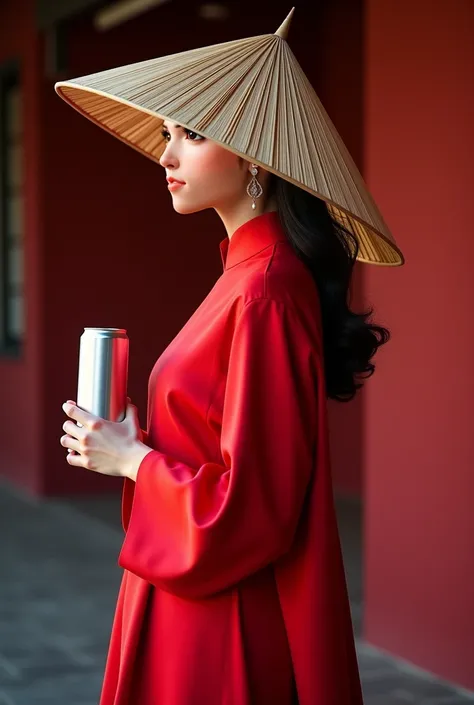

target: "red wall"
[364,0,474,690]
[0,0,46,494]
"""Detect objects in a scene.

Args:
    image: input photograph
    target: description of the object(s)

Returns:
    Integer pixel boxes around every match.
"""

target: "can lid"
[83,327,127,335]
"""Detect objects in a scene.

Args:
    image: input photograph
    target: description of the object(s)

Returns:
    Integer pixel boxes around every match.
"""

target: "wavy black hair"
[266,173,390,402]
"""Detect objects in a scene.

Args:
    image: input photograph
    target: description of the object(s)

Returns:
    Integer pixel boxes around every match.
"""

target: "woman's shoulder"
[236,240,320,312]
[223,242,322,352]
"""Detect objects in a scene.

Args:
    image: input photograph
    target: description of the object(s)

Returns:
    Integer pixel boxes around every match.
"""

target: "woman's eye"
[160,128,204,142]
[185,129,204,141]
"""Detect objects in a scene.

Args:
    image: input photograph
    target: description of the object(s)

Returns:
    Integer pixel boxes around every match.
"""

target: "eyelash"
[161,128,205,142]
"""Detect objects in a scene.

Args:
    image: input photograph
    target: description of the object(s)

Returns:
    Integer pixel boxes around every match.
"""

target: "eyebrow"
[162,122,183,130]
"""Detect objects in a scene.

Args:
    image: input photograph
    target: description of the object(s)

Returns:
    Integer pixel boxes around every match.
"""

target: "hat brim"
[55,32,404,266]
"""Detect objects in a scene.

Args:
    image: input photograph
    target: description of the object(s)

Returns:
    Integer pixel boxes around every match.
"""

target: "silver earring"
[246,163,263,209]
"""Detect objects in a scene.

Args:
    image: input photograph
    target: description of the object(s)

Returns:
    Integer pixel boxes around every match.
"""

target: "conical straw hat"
[55,7,404,266]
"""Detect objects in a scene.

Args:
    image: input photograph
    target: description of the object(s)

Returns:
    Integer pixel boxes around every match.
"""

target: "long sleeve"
[118,297,318,599]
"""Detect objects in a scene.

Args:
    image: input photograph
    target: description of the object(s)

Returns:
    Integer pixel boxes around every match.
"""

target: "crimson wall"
[363,0,474,690]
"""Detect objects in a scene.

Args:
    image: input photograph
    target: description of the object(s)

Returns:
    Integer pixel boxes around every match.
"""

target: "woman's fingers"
[60,434,81,453]
[62,419,87,440]
[65,449,94,469]
[62,402,102,430]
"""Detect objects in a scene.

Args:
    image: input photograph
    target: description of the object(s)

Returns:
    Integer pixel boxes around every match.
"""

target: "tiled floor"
[0,481,472,705]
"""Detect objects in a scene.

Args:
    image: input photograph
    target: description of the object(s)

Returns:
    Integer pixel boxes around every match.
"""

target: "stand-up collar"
[219,211,286,271]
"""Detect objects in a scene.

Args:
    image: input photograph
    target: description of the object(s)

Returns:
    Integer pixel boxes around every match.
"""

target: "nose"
[159,140,179,170]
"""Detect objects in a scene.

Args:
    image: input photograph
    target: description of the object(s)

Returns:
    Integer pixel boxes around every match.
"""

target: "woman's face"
[159,122,251,214]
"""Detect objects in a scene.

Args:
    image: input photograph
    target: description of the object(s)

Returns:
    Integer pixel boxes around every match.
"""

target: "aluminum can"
[77,328,129,422]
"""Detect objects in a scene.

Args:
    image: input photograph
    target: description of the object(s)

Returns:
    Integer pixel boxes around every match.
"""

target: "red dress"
[99,211,363,705]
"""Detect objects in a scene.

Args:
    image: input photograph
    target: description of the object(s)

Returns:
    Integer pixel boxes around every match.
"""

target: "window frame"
[0,58,23,358]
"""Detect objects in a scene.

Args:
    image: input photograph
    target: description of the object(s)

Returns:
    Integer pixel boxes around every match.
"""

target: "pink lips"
[168,181,185,191]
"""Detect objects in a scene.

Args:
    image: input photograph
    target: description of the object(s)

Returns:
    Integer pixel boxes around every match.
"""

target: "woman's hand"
[60,399,151,480]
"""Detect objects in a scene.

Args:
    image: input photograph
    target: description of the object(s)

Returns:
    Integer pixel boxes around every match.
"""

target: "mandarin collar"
[219,211,285,271]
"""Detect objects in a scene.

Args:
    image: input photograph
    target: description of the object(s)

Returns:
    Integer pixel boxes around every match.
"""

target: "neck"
[215,198,278,240]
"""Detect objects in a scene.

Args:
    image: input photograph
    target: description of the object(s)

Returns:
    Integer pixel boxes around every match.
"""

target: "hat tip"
[274,7,295,40]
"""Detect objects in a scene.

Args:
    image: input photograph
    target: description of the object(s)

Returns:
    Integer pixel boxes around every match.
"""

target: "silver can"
[77,328,129,423]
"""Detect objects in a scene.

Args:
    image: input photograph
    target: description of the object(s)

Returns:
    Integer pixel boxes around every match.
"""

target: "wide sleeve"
[118,297,318,599]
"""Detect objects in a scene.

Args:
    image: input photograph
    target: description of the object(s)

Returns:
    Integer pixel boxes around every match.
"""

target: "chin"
[171,198,207,215]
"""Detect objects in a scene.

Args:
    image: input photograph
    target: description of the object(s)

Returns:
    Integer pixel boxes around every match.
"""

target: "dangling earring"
[246,163,263,209]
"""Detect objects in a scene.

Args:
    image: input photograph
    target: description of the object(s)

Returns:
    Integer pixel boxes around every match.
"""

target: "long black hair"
[267,173,390,402]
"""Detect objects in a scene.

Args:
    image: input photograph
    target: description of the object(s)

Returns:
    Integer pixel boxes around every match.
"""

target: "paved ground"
[0,480,473,705]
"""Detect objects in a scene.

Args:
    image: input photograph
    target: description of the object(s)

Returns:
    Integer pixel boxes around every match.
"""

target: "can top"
[83,327,127,336]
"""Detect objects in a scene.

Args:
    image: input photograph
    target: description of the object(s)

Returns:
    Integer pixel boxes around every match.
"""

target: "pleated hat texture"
[55,7,403,266]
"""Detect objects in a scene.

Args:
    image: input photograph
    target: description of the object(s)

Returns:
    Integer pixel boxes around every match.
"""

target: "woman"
[58,9,403,705]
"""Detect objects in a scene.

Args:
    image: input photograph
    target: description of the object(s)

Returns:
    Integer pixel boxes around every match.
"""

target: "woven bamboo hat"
[55,7,404,266]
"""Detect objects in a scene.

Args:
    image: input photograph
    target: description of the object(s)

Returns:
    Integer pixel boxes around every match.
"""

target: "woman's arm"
[119,298,318,599]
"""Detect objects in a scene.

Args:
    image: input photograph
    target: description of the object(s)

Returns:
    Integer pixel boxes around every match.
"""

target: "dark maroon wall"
[1,0,365,496]
[315,0,366,497]
[41,0,365,494]
[0,0,46,494]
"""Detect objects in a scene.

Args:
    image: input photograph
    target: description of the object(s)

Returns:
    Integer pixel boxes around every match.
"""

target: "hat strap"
[247,164,263,210]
